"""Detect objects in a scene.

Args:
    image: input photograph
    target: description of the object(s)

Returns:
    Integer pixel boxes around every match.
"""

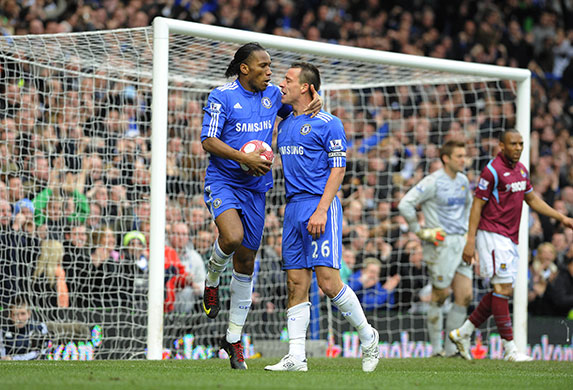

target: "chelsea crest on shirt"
[300,124,311,135]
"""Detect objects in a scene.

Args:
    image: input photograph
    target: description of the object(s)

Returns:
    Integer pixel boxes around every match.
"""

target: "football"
[239,140,274,176]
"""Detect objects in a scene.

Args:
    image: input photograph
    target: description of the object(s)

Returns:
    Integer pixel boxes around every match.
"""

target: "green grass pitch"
[1,358,572,390]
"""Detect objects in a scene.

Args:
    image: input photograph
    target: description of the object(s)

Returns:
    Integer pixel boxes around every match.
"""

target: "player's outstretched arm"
[202,137,271,176]
[524,191,573,229]
[462,197,486,264]
[307,167,345,239]
[302,84,323,118]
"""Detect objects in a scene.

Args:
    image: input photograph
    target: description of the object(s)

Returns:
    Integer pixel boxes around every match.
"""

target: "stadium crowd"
[1,0,573,357]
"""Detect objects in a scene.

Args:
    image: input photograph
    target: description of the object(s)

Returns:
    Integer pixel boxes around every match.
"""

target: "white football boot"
[449,329,472,360]
[264,354,308,372]
[361,328,380,372]
[503,340,533,362]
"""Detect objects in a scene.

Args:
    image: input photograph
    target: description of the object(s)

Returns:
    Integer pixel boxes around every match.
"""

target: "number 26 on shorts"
[312,240,330,258]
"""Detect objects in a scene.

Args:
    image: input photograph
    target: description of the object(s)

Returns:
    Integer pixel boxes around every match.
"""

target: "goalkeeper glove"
[416,227,446,246]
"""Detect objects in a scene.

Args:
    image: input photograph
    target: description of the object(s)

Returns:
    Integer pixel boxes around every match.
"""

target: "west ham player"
[450,129,573,361]
[398,140,473,357]
[264,63,379,373]
[200,43,320,369]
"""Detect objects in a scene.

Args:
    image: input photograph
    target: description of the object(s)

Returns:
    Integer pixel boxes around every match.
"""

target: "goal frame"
[149,17,531,360]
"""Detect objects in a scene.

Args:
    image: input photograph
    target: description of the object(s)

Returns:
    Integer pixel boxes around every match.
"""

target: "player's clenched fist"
[416,227,446,246]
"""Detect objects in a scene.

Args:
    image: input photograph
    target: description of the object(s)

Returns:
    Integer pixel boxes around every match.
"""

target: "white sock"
[287,302,311,361]
[206,239,233,287]
[226,270,252,343]
[445,303,467,355]
[427,302,443,354]
[502,338,516,355]
[331,285,374,345]
[459,319,476,337]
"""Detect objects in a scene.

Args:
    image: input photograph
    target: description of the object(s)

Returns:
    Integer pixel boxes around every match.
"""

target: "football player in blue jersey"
[200,43,321,369]
[264,63,380,373]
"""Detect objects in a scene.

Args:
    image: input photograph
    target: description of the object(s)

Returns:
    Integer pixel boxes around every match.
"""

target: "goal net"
[0,19,530,360]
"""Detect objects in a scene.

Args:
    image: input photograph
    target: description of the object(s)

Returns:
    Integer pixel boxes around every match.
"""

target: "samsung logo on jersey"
[279,145,304,155]
[235,120,273,132]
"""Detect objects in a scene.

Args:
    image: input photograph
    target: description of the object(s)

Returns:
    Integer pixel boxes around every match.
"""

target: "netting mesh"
[0,26,517,359]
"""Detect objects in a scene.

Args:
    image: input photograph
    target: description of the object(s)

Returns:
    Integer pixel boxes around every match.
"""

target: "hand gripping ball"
[239,140,274,176]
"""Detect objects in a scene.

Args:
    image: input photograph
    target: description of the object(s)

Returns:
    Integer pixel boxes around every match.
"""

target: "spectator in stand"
[129,158,151,201]
[0,295,48,361]
[551,231,570,267]
[74,226,122,309]
[0,198,40,310]
[390,240,430,313]
[128,200,151,233]
[0,122,20,178]
[30,239,69,311]
[562,186,573,217]
[168,221,206,313]
[0,199,20,308]
[33,191,65,241]
[186,206,211,236]
[528,242,559,315]
[23,155,51,200]
[120,230,149,310]
[192,228,215,262]
[32,157,90,239]
[340,246,357,285]
[345,223,370,268]
[109,184,134,245]
[166,136,189,199]
[0,181,7,202]
[62,223,90,307]
[12,198,36,236]
[7,175,25,205]
[537,244,573,317]
[120,219,193,313]
[348,257,401,311]
[85,202,104,240]
[165,200,184,234]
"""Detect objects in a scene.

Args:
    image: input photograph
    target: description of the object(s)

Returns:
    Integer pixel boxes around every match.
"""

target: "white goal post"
[149,17,531,360]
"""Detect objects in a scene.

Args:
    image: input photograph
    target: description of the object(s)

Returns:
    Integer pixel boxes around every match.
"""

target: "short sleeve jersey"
[277,110,346,200]
[201,80,284,193]
[474,153,533,244]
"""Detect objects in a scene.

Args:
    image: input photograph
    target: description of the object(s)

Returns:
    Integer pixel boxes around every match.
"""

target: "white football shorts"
[476,230,518,285]
[424,234,472,289]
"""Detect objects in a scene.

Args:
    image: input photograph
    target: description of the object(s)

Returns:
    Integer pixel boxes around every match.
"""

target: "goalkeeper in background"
[398,140,473,357]
[200,42,320,369]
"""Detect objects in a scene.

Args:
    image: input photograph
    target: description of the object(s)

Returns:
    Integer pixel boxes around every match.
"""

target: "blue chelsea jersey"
[277,110,347,200]
[201,80,287,193]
